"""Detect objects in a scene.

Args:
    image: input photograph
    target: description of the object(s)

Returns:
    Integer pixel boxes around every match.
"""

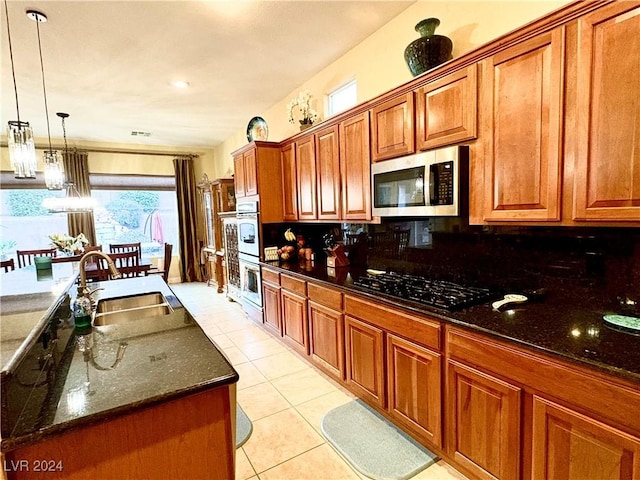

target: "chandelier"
[4,0,36,178]
[42,113,97,214]
[28,9,65,190]
[42,182,96,214]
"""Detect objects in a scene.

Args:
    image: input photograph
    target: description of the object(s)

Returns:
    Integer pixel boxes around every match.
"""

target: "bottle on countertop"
[71,287,93,329]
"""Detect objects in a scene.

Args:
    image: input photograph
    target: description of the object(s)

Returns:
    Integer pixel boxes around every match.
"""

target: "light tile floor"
[171,282,468,480]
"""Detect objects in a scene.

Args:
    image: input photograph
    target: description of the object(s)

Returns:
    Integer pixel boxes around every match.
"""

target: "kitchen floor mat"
[236,404,252,448]
[321,399,438,480]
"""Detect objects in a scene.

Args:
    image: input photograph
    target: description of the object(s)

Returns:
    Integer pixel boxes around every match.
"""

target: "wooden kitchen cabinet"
[370,92,415,162]
[532,396,640,480]
[296,134,317,221]
[234,148,258,198]
[280,142,298,221]
[415,64,477,151]
[387,334,442,447]
[307,283,344,380]
[231,142,283,222]
[478,27,565,222]
[262,267,282,336]
[344,315,386,408]
[280,274,308,355]
[571,2,640,222]
[221,212,241,303]
[197,175,235,292]
[446,359,522,480]
[315,125,341,220]
[339,112,372,221]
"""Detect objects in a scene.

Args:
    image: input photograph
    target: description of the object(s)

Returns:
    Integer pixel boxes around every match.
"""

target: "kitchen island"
[1,268,238,480]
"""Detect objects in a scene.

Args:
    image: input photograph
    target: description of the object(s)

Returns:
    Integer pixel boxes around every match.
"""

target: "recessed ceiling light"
[172,80,190,89]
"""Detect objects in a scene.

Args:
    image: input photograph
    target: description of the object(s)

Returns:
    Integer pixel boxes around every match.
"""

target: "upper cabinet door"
[481,28,565,222]
[572,3,640,222]
[281,142,298,221]
[415,65,477,151]
[243,149,258,197]
[371,93,415,162]
[315,125,341,220]
[339,112,372,221]
[233,154,246,198]
[296,135,317,220]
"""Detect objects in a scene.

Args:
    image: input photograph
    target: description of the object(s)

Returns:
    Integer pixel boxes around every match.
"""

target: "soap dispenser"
[71,286,93,329]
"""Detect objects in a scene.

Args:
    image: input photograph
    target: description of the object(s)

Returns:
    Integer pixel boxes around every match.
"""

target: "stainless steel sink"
[96,293,167,313]
[94,292,173,326]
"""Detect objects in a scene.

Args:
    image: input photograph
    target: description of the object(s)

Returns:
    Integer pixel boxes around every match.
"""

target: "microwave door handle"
[429,165,436,204]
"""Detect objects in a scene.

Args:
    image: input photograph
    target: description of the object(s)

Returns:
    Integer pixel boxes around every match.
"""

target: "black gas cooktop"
[353,271,496,311]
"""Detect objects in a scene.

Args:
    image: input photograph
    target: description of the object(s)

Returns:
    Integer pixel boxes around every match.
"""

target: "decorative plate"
[603,314,640,333]
[246,116,268,142]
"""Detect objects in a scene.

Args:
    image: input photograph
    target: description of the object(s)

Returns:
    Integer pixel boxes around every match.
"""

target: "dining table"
[52,253,153,279]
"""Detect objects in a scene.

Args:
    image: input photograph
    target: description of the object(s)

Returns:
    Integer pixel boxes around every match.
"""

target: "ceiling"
[1,1,415,150]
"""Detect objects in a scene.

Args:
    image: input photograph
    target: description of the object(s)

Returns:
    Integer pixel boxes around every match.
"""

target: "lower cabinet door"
[308,301,344,380]
[345,316,385,408]
[532,396,640,480]
[262,282,281,336]
[281,290,308,355]
[387,334,442,447]
[447,359,521,480]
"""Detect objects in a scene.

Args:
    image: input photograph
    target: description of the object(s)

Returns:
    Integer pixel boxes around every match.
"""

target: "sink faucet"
[77,251,122,306]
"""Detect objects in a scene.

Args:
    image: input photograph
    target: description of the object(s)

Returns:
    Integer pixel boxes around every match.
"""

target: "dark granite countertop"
[1,263,79,376]
[1,275,238,453]
[263,260,640,384]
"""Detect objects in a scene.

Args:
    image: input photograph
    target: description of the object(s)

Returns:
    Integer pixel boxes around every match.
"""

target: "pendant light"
[28,9,65,190]
[43,181,96,213]
[4,0,36,178]
[42,113,97,214]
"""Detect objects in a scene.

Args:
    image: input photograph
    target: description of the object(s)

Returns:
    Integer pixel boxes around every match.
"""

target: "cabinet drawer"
[262,267,280,285]
[308,283,343,310]
[281,274,306,296]
[345,295,441,351]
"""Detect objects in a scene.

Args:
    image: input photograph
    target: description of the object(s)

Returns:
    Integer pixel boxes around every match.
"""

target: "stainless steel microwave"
[371,145,468,217]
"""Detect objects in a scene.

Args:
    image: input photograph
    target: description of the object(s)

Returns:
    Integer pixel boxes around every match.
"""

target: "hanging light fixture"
[28,9,65,190]
[4,0,36,178]
[43,181,95,213]
[42,113,97,214]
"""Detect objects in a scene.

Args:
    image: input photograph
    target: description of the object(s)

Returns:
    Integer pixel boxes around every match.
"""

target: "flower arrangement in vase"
[50,233,89,255]
[287,90,319,131]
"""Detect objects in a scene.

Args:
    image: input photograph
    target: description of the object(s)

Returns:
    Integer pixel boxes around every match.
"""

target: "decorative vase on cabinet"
[404,18,453,77]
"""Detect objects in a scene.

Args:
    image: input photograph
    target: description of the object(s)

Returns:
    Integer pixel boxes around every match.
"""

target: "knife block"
[326,244,350,268]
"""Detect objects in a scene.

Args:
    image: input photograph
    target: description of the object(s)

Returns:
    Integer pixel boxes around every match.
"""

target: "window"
[328,80,357,116]
[0,187,69,260]
[90,174,179,260]
[0,172,179,263]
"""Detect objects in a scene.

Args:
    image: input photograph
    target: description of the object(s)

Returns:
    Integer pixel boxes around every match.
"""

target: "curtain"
[63,150,97,245]
[174,156,204,282]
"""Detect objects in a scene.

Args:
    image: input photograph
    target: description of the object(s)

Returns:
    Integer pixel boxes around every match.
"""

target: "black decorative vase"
[404,18,453,77]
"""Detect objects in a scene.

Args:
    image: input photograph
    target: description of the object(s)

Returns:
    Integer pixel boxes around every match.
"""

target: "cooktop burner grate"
[353,272,495,310]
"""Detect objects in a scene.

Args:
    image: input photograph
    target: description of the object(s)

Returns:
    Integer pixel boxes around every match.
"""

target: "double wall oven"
[237,201,262,316]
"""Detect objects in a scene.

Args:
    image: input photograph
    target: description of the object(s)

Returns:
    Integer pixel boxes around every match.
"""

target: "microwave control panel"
[430,161,454,205]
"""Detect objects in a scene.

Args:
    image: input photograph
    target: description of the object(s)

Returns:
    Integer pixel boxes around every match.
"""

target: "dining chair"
[103,250,144,279]
[0,258,15,272]
[147,243,173,283]
[109,242,141,260]
[16,248,57,268]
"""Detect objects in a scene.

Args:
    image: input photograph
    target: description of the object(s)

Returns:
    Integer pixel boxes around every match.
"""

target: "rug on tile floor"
[236,404,252,448]
[321,399,438,480]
